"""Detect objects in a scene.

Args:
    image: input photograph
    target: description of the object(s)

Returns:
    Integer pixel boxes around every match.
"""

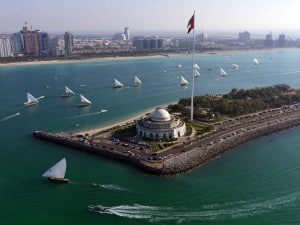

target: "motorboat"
[88,205,107,212]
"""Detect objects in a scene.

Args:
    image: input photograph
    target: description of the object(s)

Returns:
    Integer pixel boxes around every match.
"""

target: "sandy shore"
[0,55,166,67]
[76,102,177,135]
[1,48,298,67]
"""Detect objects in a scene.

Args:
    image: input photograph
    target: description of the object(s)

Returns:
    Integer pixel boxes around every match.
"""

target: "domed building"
[136,108,186,139]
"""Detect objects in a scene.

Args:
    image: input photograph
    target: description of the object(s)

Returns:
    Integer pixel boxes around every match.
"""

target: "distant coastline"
[1,48,298,67]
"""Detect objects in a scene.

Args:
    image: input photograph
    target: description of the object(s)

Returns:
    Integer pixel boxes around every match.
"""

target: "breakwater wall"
[33,131,164,174]
[162,115,300,174]
[33,113,300,175]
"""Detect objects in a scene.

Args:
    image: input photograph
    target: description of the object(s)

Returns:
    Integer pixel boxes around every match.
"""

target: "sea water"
[0,49,300,225]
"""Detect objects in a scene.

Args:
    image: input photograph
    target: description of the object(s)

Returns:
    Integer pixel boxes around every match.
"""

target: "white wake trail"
[0,112,21,122]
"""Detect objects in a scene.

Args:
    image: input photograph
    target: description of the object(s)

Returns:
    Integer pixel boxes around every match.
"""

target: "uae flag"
[187,14,194,33]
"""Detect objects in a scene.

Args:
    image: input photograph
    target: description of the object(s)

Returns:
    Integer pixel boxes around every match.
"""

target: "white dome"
[151,108,171,122]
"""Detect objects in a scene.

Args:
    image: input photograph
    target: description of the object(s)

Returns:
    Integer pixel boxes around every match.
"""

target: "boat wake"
[71,110,107,119]
[103,192,299,222]
[100,184,130,192]
[0,112,21,122]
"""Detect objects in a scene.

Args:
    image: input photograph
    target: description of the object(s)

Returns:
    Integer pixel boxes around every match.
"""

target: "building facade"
[64,32,73,56]
[37,31,49,54]
[10,33,24,55]
[124,27,130,41]
[133,36,164,50]
[0,35,13,57]
[136,108,186,139]
[278,34,286,47]
[20,25,40,55]
[239,31,251,42]
[264,33,274,48]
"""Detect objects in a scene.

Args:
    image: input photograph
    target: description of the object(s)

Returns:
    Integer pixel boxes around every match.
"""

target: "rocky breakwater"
[33,104,300,175]
[33,131,165,174]
[161,108,300,174]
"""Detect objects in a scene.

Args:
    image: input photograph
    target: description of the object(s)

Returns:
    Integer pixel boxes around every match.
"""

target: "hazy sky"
[1,0,300,34]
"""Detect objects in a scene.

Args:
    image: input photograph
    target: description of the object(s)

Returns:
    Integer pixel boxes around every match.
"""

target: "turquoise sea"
[1,49,300,225]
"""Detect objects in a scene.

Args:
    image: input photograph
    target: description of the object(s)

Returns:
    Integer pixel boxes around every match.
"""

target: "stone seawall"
[33,131,164,174]
[33,112,300,175]
[161,115,300,174]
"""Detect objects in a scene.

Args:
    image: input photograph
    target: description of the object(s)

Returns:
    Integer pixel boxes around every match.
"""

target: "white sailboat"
[177,64,182,68]
[194,64,200,78]
[24,92,39,106]
[193,64,200,70]
[78,94,92,107]
[180,76,189,85]
[254,58,259,65]
[194,69,200,77]
[113,78,124,88]
[220,68,227,77]
[62,86,75,97]
[232,64,239,70]
[134,76,142,86]
[42,158,69,183]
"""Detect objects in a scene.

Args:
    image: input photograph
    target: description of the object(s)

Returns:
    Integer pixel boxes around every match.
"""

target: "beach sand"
[2,48,298,67]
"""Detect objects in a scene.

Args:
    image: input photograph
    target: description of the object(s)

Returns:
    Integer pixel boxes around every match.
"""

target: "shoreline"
[1,48,299,67]
[33,103,300,175]
[75,102,177,135]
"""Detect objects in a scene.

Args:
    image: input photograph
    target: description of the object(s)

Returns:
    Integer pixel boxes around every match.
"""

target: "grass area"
[185,121,214,135]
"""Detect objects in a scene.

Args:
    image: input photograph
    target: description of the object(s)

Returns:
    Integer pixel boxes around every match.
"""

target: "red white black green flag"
[187,14,195,33]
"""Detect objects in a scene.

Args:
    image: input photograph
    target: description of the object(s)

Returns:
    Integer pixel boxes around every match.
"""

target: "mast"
[190,11,195,121]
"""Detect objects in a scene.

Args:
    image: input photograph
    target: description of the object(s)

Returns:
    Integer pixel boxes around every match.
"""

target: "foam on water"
[0,112,21,122]
[104,192,299,223]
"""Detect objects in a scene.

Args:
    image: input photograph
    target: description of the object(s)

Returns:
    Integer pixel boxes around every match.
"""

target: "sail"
[80,94,91,104]
[27,92,39,103]
[65,86,75,95]
[194,64,200,70]
[114,79,124,87]
[232,64,239,69]
[220,68,227,76]
[254,58,259,65]
[42,158,67,179]
[134,76,142,85]
[180,76,189,85]
[194,68,200,77]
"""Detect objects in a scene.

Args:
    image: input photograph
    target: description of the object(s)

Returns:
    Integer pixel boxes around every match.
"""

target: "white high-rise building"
[0,35,13,57]
[124,27,130,41]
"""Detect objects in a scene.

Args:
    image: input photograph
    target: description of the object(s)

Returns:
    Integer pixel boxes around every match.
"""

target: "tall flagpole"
[190,11,195,121]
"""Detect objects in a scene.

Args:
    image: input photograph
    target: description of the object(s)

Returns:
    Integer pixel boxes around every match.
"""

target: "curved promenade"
[33,103,300,175]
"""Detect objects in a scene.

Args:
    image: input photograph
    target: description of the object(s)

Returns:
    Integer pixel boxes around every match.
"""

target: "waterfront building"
[10,33,24,55]
[37,31,49,55]
[49,36,65,56]
[197,33,208,42]
[264,33,274,48]
[136,108,186,139]
[278,34,286,47]
[124,27,130,40]
[239,31,251,42]
[64,32,73,56]
[133,36,164,50]
[112,33,126,41]
[20,24,39,55]
[0,35,13,57]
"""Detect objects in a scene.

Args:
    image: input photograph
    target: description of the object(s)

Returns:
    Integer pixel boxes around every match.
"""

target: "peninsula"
[33,85,300,175]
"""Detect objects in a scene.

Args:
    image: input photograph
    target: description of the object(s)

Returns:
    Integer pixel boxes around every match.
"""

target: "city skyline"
[1,0,300,35]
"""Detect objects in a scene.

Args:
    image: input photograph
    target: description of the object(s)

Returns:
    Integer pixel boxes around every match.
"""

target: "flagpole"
[190,11,195,121]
